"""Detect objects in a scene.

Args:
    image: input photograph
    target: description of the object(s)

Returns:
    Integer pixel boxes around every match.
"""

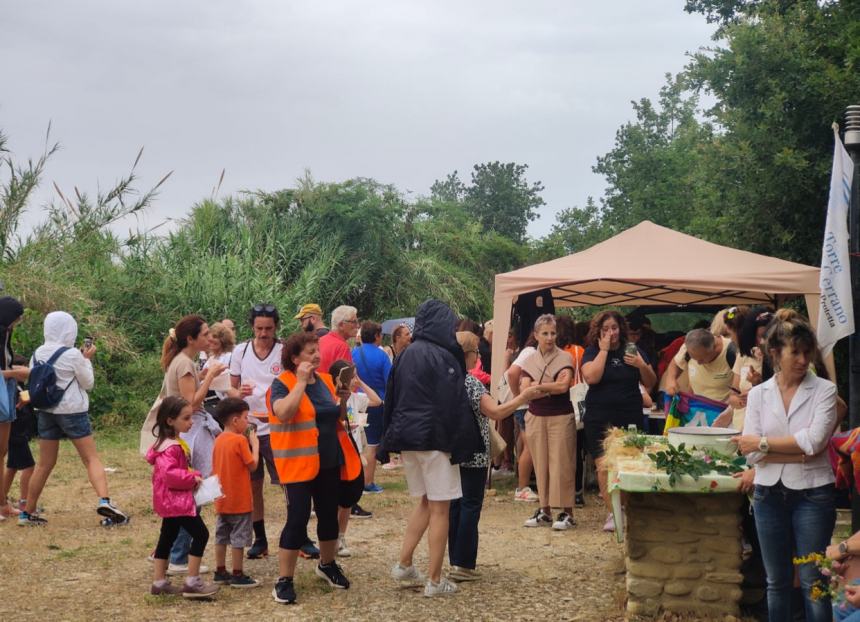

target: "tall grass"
[1,133,521,426]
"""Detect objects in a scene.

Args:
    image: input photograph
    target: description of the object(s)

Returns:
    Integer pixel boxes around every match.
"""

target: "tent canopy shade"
[490,221,822,397]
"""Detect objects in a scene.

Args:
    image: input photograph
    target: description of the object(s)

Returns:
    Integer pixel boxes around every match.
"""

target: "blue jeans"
[753,482,836,622]
[834,579,860,621]
[169,505,202,565]
[169,527,192,565]
[448,466,487,569]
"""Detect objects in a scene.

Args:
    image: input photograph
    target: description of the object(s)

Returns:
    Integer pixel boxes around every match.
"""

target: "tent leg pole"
[845,108,860,532]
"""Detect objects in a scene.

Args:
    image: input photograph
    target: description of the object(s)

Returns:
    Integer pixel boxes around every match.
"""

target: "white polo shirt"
[229,339,283,436]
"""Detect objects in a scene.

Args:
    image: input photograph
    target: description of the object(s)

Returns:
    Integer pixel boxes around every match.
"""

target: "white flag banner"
[817,126,855,357]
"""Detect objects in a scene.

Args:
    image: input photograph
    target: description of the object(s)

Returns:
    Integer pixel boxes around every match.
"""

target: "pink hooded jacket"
[145,438,200,518]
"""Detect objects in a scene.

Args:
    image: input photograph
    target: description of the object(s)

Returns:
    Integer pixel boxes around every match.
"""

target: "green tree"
[684,0,860,264]
[433,162,545,243]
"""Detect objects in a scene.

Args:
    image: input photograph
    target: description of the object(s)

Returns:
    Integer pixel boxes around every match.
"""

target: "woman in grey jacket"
[20,311,128,526]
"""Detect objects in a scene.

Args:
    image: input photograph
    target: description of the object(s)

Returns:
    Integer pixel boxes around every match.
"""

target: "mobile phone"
[83,337,94,349]
[624,342,638,357]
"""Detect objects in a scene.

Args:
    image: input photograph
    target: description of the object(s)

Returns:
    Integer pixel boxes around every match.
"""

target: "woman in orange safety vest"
[266,332,361,605]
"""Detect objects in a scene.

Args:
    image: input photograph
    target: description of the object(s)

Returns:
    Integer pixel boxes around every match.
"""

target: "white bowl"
[667,426,739,455]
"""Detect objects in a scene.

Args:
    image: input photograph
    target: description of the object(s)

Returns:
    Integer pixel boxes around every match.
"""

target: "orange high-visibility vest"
[267,370,361,485]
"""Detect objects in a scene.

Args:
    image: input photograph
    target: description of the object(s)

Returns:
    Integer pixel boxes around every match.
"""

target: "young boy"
[211,398,260,587]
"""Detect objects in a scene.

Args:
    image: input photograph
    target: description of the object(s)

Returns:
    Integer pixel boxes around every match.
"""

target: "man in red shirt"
[318,305,358,373]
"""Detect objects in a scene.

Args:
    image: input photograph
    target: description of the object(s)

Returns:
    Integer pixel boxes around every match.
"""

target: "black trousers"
[280,466,340,550]
[155,514,209,559]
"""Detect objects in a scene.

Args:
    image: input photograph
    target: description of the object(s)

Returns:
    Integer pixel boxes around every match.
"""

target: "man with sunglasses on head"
[295,304,329,338]
[230,304,320,560]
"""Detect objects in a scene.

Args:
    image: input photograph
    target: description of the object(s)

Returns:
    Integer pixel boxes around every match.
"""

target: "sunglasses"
[253,304,276,314]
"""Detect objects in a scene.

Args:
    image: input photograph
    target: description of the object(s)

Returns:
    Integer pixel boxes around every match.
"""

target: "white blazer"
[743,371,837,490]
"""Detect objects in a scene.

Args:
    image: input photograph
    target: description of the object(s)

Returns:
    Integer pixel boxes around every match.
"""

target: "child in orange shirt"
[211,398,260,587]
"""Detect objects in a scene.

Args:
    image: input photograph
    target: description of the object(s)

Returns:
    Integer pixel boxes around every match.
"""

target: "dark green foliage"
[647,443,746,487]
[432,162,545,243]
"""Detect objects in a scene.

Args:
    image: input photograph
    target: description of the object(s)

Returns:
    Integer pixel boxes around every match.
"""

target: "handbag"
[489,422,507,462]
[0,377,17,423]
[139,380,166,455]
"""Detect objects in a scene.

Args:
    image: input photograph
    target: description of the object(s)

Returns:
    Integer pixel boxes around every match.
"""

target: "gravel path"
[0,440,629,621]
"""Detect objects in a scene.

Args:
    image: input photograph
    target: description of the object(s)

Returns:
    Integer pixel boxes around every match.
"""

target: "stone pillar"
[624,492,744,618]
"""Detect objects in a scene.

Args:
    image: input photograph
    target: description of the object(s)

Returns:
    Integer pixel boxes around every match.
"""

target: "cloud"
[1,0,715,237]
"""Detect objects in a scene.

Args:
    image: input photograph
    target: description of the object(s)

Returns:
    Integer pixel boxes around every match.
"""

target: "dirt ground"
[0,434,633,621]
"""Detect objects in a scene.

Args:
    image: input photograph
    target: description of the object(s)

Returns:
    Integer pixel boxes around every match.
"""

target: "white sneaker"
[391,563,425,587]
[552,512,576,530]
[524,508,552,527]
[514,487,539,502]
[337,535,352,557]
[167,563,211,576]
[424,577,458,597]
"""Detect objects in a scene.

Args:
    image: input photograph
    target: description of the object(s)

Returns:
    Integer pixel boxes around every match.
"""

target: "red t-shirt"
[318,332,353,374]
[212,431,255,514]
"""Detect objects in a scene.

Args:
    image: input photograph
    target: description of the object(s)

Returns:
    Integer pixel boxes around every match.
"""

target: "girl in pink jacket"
[146,396,218,599]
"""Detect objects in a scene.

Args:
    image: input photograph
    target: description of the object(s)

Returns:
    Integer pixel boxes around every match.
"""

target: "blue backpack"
[29,347,74,409]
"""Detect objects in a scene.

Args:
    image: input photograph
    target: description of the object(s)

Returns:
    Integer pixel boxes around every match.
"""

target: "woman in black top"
[581,311,656,530]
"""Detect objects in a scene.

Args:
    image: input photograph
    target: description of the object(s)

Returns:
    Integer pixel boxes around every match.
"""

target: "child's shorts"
[6,432,34,470]
[37,412,92,440]
[215,512,253,548]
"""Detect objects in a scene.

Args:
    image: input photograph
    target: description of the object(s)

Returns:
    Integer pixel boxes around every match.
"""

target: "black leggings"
[575,428,586,494]
[155,514,209,560]
[280,466,339,550]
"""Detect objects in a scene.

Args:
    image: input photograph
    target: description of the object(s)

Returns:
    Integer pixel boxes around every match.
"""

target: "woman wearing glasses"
[580,310,656,532]
[518,314,577,531]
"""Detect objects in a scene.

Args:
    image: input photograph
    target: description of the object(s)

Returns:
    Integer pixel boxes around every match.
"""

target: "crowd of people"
[2,294,859,619]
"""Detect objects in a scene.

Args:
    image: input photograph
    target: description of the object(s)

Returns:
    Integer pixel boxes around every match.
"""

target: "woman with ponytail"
[149,315,226,574]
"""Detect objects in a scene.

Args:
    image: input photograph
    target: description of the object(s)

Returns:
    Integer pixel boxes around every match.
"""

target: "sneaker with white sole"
[229,573,260,588]
[602,513,616,533]
[96,499,128,523]
[272,576,296,604]
[315,561,350,589]
[552,512,576,530]
[167,563,211,576]
[448,566,481,582]
[391,563,425,587]
[523,508,552,527]
[514,487,539,502]
[18,512,47,526]
[337,535,352,557]
[424,577,458,597]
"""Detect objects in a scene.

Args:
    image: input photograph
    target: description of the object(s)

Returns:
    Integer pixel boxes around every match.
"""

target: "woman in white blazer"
[734,315,837,622]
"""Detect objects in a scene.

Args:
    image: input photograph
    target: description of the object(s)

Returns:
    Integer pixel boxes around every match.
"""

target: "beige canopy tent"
[490,221,823,396]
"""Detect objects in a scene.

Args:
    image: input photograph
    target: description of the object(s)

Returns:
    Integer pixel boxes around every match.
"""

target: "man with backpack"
[19,311,128,526]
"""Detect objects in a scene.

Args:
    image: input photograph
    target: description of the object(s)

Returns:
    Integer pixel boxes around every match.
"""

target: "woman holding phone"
[580,310,656,532]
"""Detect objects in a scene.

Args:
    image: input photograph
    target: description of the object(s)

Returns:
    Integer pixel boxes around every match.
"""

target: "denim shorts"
[365,405,384,446]
[513,408,527,431]
[37,412,93,440]
[250,434,280,484]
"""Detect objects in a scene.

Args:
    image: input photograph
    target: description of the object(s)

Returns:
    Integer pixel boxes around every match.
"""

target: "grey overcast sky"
[1,1,716,239]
